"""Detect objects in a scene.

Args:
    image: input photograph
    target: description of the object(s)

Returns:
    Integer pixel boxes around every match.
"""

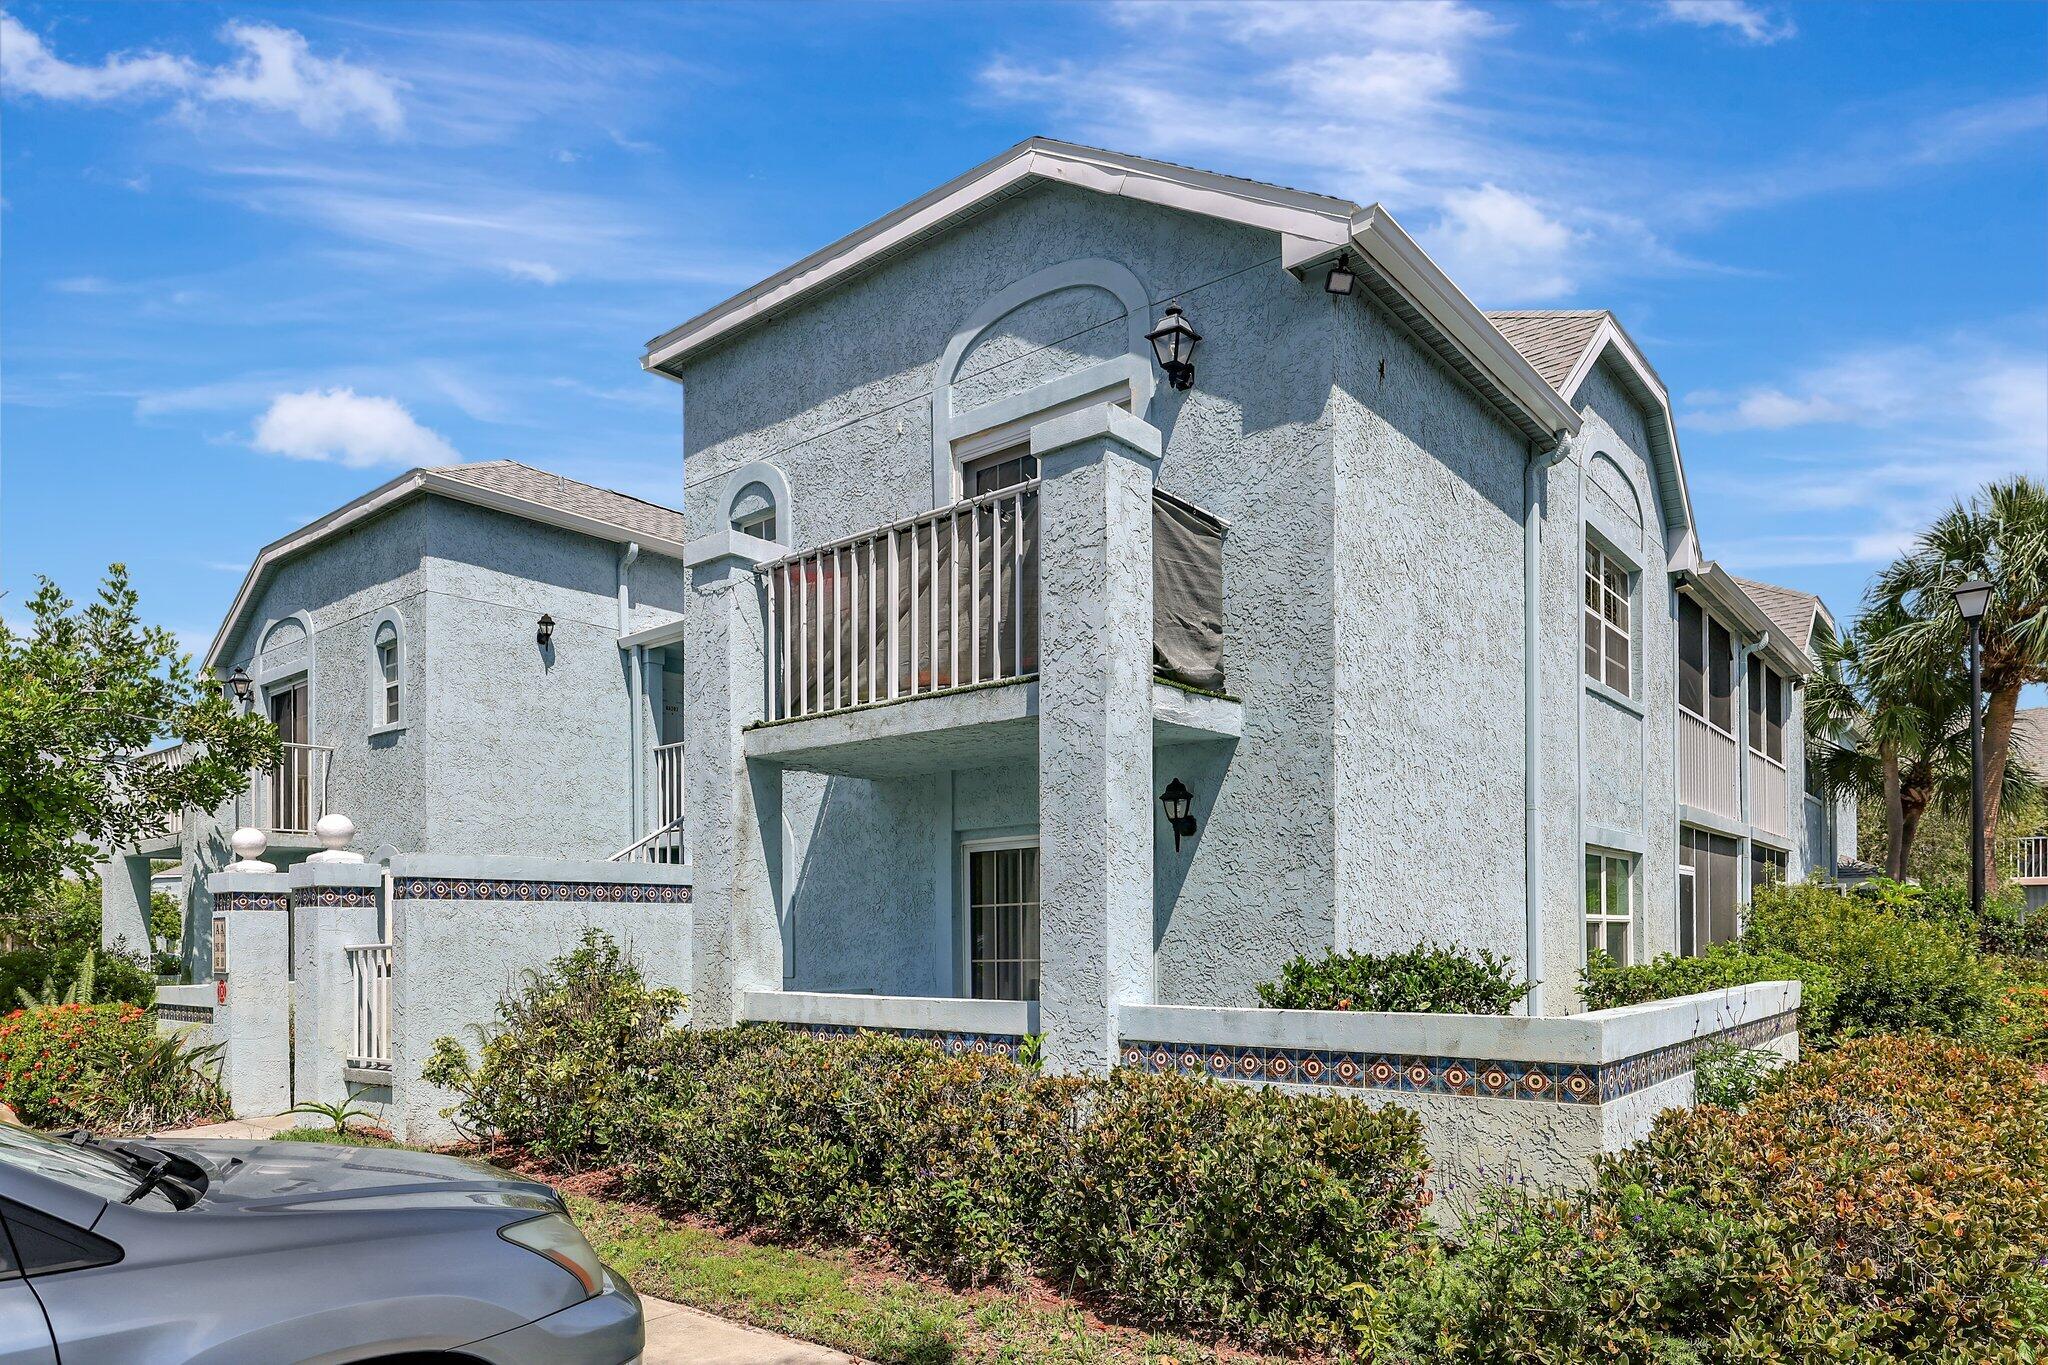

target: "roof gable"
[643,137,1581,446]
[203,462,684,671]
[1732,575,1834,655]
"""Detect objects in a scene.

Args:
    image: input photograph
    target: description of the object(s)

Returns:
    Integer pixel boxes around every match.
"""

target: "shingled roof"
[1731,575,1834,657]
[1484,310,1609,391]
[427,461,685,544]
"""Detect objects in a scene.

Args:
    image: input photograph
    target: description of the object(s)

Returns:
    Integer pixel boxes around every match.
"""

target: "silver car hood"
[174,1140,563,1215]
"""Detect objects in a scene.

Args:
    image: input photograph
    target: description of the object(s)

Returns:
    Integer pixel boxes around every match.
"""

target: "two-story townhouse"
[647,139,1843,1071]
[100,461,692,977]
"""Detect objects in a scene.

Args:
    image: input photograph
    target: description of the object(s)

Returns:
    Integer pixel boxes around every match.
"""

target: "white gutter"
[1735,640,1758,918]
[619,543,643,842]
[1523,437,1571,1015]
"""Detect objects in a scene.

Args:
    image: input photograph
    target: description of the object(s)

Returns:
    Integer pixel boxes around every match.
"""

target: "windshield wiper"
[121,1156,174,1205]
[62,1132,206,1208]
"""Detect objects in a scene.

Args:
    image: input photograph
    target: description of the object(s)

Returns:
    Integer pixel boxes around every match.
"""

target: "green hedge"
[1361,1035,2048,1359]
[1581,942,1842,1041]
[430,933,1431,1352]
[1255,942,1530,1014]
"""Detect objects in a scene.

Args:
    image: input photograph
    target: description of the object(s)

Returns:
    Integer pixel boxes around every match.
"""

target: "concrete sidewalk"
[152,1116,859,1364]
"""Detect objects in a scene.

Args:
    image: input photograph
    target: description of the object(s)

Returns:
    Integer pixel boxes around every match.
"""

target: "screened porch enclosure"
[760,487,1226,724]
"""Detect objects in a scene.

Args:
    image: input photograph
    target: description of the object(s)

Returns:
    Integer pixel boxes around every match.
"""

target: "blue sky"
[4,0,2044,656]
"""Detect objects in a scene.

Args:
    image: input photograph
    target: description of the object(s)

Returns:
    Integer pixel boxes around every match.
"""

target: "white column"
[682,534,782,1026]
[1031,404,1161,1074]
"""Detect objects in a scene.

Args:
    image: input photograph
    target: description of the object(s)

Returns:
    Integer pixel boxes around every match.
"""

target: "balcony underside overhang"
[743,678,1242,778]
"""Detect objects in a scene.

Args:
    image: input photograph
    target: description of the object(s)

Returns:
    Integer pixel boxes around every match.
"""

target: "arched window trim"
[368,609,407,734]
[717,462,792,550]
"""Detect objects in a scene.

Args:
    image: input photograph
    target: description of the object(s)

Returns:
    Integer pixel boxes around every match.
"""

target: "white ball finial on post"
[225,827,276,873]
[305,812,365,864]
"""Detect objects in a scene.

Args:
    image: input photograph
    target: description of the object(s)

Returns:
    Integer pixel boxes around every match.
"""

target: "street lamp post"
[1952,578,1994,920]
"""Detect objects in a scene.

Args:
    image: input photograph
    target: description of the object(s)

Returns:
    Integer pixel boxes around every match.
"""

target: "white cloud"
[1431,185,1582,301]
[1659,1,1797,45]
[0,13,193,99]
[0,13,403,135]
[251,387,458,468]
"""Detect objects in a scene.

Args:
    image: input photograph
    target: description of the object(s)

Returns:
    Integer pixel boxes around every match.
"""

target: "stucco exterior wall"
[672,182,1349,1009]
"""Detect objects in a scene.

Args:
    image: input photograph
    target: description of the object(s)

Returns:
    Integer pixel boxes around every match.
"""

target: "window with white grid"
[1585,850,1634,964]
[1584,541,1631,696]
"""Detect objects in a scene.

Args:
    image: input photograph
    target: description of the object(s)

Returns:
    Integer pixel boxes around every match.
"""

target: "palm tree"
[1865,475,2048,889]
[1805,605,1979,878]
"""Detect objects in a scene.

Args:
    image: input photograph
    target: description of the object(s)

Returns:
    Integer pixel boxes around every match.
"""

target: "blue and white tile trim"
[394,877,693,904]
[777,1021,1026,1060]
[290,886,378,909]
[217,891,289,913]
[1120,1009,1799,1107]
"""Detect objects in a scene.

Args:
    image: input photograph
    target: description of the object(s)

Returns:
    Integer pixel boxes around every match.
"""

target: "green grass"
[272,1129,1281,1363]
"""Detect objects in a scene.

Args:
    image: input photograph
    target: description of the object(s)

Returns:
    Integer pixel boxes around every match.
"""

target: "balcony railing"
[762,483,1038,723]
[133,741,198,840]
[346,943,392,1070]
[1679,710,1740,820]
[1748,750,1789,837]
[249,742,334,834]
[2017,836,2048,884]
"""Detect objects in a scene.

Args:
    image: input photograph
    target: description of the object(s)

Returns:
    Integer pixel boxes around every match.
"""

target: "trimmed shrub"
[421,930,685,1168]
[1037,1068,1429,1351]
[1580,941,1842,1041]
[1363,1036,2048,1360]
[0,1003,225,1131]
[1256,942,1530,1014]
[1744,882,2000,1041]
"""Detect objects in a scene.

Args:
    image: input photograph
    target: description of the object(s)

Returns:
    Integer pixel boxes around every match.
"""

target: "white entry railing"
[2018,836,2048,883]
[655,742,685,829]
[1748,750,1789,836]
[253,742,334,834]
[762,484,1038,723]
[1679,710,1740,820]
[346,943,392,1070]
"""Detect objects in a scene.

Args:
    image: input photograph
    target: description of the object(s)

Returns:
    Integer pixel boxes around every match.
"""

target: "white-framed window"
[1583,541,1631,696]
[1584,849,1634,964]
[368,612,405,731]
[960,837,1040,1001]
[729,480,779,542]
[962,442,1038,497]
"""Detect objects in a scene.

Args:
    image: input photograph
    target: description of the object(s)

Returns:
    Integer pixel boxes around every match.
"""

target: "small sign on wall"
[211,914,228,979]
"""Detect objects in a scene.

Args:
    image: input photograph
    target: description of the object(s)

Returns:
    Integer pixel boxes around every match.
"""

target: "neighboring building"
[2009,708,2048,912]
[113,140,1845,1142]
[101,461,690,977]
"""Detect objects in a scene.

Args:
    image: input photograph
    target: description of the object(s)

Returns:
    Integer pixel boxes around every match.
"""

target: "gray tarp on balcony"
[1153,490,1226,694]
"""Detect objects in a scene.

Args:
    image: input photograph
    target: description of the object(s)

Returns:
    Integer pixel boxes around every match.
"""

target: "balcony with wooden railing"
[2016,836,2048,885]
[1747,749,1790,837]
[246,741,335,835]
[1678,709,1740,821]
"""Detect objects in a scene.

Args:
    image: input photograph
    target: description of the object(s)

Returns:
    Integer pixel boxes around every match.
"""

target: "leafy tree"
[0,566,278,937]
[148,891,181,954]
[1866,475,2048,888]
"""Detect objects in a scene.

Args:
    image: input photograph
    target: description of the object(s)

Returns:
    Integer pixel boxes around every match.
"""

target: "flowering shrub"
[0,1002,224,1131]
[1256,942,1530,1014]
[1359,1035,2048,1359]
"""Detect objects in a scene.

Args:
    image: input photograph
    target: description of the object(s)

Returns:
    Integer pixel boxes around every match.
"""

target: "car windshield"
[0,1124,151,1202]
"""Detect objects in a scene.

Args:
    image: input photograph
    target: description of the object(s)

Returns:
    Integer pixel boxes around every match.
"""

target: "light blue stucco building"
[108,140,1852,1139]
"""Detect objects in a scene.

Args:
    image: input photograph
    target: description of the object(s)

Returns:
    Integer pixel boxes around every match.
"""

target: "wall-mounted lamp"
[536,613,556,648]
[1160,777,1198,852]
[1324,253,1356,296]
[225,666,253,704]
[1146,302,1202,392]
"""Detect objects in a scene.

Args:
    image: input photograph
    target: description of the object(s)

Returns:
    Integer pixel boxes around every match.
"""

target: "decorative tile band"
[394,877,692,904]
[290,887,378,909]
[155,1004,216,1024]
[217,891,289,913]
[1119,1010,1799,1107]
[776,1021,1025,1060]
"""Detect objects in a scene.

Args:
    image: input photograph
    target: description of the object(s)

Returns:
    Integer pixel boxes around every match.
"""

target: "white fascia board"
[1556,315,1699,555]
[1684,564,1814,675]
[205,472,687,673]
[618,616,688,650]
[1347,205,1583,440]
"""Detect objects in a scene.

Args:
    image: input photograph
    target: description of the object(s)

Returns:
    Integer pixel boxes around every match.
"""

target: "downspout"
[620,542,642,843]
[1523,436,1570,1016]
[1735,639,1758,923]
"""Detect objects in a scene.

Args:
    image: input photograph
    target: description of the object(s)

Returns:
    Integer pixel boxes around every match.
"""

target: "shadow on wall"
[1154,738,1238,954]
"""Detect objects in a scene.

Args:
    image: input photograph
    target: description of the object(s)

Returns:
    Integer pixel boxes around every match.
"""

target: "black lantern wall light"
[535,614,556,648]
[1160,777,1198,851]
[224,666,253,706]
[1146,302,1202,391]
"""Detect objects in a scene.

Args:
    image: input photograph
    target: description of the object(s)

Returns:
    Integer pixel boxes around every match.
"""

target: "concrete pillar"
[682,534,783,1027]
[97,853,152,956]
[206,871,292,1117]
[1031,404,1161,1073]
[288,862,383,1110]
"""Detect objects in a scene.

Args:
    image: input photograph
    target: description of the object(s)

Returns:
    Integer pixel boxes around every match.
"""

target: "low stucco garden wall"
[387,854,693,1144]
[1119,981,1800,1210]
